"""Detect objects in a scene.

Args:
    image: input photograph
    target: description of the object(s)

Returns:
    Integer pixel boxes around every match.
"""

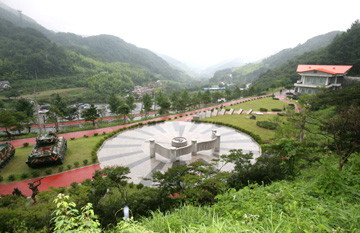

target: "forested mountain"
[49,33,192,83]
[209,31,341,87]
[251,20,360,92]
[0,3,193,95]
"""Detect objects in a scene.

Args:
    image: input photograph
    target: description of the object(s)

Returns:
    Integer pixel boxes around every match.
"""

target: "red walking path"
[1,94,296,196]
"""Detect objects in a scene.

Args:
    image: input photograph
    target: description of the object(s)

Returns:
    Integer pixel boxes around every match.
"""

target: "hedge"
[256,120,277,130]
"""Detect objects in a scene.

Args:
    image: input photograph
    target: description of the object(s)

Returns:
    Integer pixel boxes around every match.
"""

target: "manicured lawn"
[0,135,105,184]
[202,113,283,141]
[226,97,288,112]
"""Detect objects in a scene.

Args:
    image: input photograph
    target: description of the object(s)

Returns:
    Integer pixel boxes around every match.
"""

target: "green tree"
[108,93,122,114]
[0,110,17,138]
[118,104,131,124]
[4,89,20,100]
[319,105,360,171]
[81,105,99,127]
[46,106,63,132]
[15,98,34,118]
[142,93,152,118]
[125,95,136,114]
[52,93,67,116]
[157,93,171,114]
[202,90,211,105]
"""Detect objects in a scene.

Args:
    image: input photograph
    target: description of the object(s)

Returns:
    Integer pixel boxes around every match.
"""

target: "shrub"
[31,170,40,178]
[58,165,64,172]
[137,183,144,190]
[129,182,135,189]
[94,133,98,136]
[8,174,16,181]
[277,113,284,116]
[92,157,97,163]
[259,108,268,112]
[67,164,72,170]
[102,131,106,135]
[45,168,52,175]
[0,175,3,182]
[271,108,282,112]
[256,121,277,130]
[21,173,29,179]
[83,135,88,138]
[272,97,279,100]
[83,159,88,165]
[70,137,75,140]
[175,117,178,119]
[74,161,80,168]
[23,142,29,147]
[70,182,78,189]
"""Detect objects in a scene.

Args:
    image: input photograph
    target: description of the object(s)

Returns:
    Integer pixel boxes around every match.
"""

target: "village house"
[294,64,353,94]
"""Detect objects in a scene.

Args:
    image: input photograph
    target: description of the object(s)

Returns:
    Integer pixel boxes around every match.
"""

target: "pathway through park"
[0,93,296,196]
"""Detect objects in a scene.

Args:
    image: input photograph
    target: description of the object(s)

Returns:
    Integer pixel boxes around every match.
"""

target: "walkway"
[0,94,297,196]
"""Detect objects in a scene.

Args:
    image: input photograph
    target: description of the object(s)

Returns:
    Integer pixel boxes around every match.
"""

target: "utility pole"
[34,71,42,134]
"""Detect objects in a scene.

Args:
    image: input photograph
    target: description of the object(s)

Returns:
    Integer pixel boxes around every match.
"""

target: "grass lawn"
[202,113,283,141]
[19,87,87,99]
[225,97,288,112]
[0,135,105,184]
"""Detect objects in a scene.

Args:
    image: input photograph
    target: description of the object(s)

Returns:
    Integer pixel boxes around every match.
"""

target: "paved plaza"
[98,122,260,186]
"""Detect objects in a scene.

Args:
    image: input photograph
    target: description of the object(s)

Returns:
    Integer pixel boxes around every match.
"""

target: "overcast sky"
[1,0,359,68]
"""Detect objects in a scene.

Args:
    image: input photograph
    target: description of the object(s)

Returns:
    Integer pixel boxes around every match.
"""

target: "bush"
[259,108,268,112]
[70,182,78,189]
[271,108,282,112]
[137,183,144,190]
[45,168,52,175]
[21,173,29,179]
[58,165,64,172]
[129,182,135,189]
[256,121,277,130]
[74,161,80,168]
[23,142,29,147]
[94,133,98,136]
[102,131,106,135]
[0,175,3,182]
[8,174,16,181]
[70,137,75,140]
[67,164,72,170]
[31,170,40,178]
[83,135,88,138]
[272,97,279,100]
[83,159,88,165]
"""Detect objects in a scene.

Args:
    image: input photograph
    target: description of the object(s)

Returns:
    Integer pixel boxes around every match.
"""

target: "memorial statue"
[28,178,42,203]
[12,187,26,197]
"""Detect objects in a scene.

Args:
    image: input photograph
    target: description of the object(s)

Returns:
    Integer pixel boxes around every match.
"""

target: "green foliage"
[7,174,15,181]
[256,120,277,130]
[23,142,29,147]
[74,161,80,168]
[31,170,40,178]
[52,193,101,232]
[45,168,52,175]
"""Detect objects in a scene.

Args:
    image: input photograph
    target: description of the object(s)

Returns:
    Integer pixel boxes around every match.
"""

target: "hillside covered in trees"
[251,20,360,92]
[0,3,193,96]
[209,30,341,87]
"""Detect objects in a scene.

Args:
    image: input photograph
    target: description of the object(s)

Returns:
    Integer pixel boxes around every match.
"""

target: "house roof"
[297,64,353,74]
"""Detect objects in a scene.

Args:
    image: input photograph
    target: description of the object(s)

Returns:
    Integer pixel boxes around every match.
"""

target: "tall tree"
[142,93,152,118]
[15,98,34,118]
[0,110,17,138]
[46,106,63,132]
[81,104,99,127]
[125,95,136,114]
[118,104,131,124]
[108,93,122,114]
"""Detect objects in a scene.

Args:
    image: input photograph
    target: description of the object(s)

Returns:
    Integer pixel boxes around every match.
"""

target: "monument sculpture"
[28,178,42,203]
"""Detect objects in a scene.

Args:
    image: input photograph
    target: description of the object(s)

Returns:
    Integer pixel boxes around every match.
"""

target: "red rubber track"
[1,94,295,196]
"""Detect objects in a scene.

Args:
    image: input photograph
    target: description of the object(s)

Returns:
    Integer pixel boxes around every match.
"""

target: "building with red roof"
[294,64,353,94]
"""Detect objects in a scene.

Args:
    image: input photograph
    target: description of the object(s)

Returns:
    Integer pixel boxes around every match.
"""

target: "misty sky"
[1,0,360,68]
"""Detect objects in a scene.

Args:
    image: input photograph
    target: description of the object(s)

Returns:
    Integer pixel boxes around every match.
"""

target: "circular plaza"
[97,122,260,186]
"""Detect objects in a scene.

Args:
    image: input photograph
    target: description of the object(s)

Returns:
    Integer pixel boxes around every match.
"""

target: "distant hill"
[0,2,193,87]
[157,53,200,78]
[251,20,360,92]
[209,31,341,86]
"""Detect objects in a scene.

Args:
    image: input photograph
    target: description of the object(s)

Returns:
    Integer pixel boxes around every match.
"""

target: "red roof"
[297,64,352,74]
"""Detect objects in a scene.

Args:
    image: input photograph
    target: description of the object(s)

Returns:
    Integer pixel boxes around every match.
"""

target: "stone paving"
[98,121,260,186]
